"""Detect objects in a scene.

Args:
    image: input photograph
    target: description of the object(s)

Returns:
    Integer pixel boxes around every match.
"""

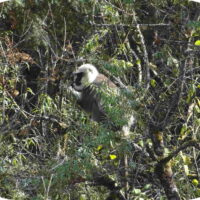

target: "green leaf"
[132,188,141,195]
[136,59,141,65]
[150,79,156,87]
[144,184,152,190]
[194,40,200,46]
[80,194,87,200]
[27,87,35,95]
[192,179,199,186]
[96,145,103,151]
[109,154,117,160]
[180,124,187,135]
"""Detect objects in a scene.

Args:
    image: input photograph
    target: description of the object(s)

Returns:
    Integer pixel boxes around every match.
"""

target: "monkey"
[71,63,117,123]
[69,63,136,133]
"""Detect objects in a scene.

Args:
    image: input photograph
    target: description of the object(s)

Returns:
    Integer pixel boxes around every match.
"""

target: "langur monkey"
[70,63,135,132]
[71,63,116,122]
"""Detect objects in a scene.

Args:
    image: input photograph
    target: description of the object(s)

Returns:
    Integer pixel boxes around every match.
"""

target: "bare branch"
[90,22,170,28]
[160,140,200,164]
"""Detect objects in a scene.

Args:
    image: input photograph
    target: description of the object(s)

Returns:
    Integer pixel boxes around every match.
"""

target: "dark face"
[74,72,84,86]
[71,72,86,91]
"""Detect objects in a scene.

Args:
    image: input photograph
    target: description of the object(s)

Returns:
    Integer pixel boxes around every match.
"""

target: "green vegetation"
[0,0,200,199]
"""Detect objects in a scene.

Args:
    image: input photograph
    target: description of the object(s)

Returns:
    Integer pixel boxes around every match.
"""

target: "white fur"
[68,86,82,99]
[74,64,99,91]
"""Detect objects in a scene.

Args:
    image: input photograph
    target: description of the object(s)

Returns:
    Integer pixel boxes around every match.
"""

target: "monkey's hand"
[67,86,82,100]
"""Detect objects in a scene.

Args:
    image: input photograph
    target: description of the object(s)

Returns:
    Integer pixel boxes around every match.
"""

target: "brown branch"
[132,12,150,88]
[159,140,200,165]
[155,140,200,200]
[155,160,180,200]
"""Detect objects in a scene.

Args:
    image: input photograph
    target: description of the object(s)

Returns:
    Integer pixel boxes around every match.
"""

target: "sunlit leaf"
[183,164,189,176]
[138,140,144,147]
[12,158,18,166]
[194,40,200,46]
[180,152,191,176]
[132,188,141,195]
[79,194,87,200]
[179,124,188,140]
[192,179,199,186]
[59,122,68,128]
[150,79,156,87]
[144,184,152,190]
[181,154,191,165]
[126,62,133,67]
[109,154,117,160]
[27,87,35,95]
[136,59,141,65]
[97,145,103,151]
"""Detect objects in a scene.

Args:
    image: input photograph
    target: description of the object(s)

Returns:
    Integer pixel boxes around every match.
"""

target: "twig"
[42,174,54,200]
[90,22,171,28]
[132,12,150,88]
[129,48,142,84]
[159,140,200,164]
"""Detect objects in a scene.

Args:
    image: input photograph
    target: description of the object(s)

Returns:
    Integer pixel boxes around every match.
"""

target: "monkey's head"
[72,64,99,91]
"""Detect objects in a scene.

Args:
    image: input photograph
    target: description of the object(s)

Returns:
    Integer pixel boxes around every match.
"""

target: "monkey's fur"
[70,63,136,133]
[71,64,116,122]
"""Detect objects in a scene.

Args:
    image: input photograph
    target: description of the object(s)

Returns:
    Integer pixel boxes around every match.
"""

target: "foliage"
[0,0,200,200]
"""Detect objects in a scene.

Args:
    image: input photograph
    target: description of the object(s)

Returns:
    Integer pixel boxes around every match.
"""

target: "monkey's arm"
[68,86,82,99]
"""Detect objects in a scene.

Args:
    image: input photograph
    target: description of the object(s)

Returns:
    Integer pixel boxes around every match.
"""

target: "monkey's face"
[71,64,99,91]
[74,72,84,86]
[72,71,86,91]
